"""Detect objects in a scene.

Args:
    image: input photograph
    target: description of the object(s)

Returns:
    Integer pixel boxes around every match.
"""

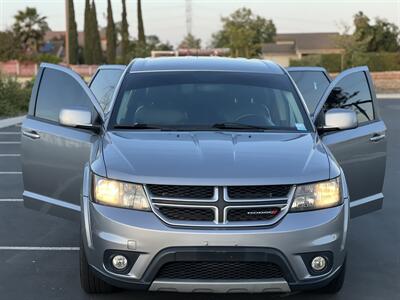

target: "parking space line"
[0,154,20,157]
[0,132,20,135]
[0,172,22,174]
[0,199,23,202]
[0,142,20,144]
[0,246,79,251]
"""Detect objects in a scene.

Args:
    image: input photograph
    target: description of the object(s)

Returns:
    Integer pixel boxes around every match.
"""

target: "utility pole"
[185,0,192,36]
[65,0,70,64]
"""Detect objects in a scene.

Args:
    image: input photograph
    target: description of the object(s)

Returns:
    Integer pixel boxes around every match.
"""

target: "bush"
[290,52,400,72]
[0,75,33,117]
[350,52,400,71]
[290,54,342,72]
[19,53,62,64]
[34,54,62,64]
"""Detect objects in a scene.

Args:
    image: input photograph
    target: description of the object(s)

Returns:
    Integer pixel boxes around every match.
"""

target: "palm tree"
[12,7,49,55]
[84,0,92,64]
[106,0,116,63]
[137,0,145,44]
[121,0,129,63]
[67,0,79,64]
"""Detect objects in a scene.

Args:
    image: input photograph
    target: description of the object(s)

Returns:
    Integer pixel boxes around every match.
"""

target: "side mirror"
[59,108,100,132]
[318,108,358,133]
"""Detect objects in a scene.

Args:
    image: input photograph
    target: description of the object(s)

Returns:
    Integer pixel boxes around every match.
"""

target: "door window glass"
[289,71,330,113]
[324,72,374,124]
[90,69,124,112]
[35,68,95,122]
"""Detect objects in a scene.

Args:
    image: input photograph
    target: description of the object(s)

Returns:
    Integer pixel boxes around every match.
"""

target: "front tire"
[80,239,115,294]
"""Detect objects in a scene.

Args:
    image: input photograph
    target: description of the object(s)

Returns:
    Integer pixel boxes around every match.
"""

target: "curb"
[377,94,400,99]
[0,116,25,129]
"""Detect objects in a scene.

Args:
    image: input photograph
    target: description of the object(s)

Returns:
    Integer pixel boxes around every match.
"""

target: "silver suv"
[21,58,387,294]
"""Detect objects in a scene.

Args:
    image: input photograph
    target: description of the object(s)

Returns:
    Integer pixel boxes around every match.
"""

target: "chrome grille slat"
[145,185,295,228]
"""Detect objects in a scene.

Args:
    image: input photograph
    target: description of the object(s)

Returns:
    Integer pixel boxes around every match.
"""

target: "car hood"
[101,131,330,186]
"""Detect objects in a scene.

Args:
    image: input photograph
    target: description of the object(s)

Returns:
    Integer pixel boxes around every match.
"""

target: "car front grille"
[156,261,284,280]
[227,185,291,199]
[147,185,294,228]
[158,206,215,222]
[147,184,214,199]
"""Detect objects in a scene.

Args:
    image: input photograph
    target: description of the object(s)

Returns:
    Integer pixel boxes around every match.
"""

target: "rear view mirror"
[59,108,100,132]
[319,108,358,132]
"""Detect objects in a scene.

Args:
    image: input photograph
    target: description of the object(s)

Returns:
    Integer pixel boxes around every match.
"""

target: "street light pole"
[65,0,70,64]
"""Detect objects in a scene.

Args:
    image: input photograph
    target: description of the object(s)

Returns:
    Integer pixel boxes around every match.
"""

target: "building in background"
[42,31,85,57]
[42,30,109,58]
[262,32,344,66]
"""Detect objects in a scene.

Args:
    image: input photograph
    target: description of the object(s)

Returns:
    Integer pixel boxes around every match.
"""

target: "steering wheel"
[234,114,260,123]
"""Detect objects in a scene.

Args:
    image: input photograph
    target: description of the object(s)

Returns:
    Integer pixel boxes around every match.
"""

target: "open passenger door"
[311,67,386,218]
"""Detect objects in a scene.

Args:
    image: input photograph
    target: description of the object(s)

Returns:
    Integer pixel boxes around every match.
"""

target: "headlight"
[290,177,342,212]
[92,175,151,211]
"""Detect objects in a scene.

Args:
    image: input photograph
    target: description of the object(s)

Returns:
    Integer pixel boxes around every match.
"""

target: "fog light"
[112,255,128,270]
[311,256,327,271]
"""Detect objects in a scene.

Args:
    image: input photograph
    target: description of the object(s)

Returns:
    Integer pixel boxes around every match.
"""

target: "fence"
[0,60,399,92]
[0,60,99,77]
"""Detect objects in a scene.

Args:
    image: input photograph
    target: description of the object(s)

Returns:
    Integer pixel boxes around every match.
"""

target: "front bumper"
[82,196,348,293]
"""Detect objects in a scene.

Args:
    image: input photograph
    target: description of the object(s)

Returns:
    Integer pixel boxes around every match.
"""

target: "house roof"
[263,32,342,54]
[262,43,296,55]
[44,31,85,47]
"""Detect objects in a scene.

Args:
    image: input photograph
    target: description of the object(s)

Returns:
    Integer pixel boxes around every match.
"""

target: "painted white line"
[0,246,79,251]
[0,199,23,202]
[0,142,20,144]
[0,154,20,157]
[0,132,20,135]
[0,172,22,174]
[0,116,25,129]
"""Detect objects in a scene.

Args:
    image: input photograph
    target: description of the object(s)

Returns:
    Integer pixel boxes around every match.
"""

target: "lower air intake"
[156,261,284,280]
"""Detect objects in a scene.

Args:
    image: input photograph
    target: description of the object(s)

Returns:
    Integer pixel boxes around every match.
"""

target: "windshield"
[109,71,312,132]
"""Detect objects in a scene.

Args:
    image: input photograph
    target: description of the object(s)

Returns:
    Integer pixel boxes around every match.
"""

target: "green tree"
[106,0,116,63]
[146,35,173,51]
[128,35,172,58]
[369,18,399,52]
[251,15,276,50]
[179,33,201,49]
[120,0,129,63]
[211,8,276,58]
[0,31,20,60]
[155,41,173,51]
[137,0,145,44]
[352,11,399,52]
[83,0,92,64]
[353,11,372,47]
[210,30,229,49]
[91,0,103,64]
[12,7,49,55]
[67,0,79,64]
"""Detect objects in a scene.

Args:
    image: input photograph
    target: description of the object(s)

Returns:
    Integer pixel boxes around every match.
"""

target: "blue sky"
[1,0,399,46]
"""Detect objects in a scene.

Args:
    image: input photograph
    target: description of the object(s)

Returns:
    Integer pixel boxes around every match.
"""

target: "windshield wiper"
[114,123,170,130]
[212,122,272,131]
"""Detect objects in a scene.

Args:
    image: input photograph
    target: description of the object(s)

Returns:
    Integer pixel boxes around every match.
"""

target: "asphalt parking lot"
[0,99,399,300]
